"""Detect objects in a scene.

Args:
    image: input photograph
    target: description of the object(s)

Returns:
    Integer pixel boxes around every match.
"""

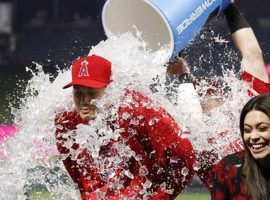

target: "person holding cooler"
[163,0,270,192]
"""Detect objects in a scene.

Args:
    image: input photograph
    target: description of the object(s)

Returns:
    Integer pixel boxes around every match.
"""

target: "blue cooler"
[102,0,230,61]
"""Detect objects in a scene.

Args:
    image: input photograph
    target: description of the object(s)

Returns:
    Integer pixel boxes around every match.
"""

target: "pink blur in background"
[0,125,17,143]
[0,125,17,158]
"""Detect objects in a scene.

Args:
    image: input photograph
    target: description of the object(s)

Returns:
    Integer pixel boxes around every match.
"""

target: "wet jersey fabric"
[242,70,270,95]
[55,90,195,200]
[211,150,270,200]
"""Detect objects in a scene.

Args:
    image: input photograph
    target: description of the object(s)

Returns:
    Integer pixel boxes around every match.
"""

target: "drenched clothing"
[55,90,195,200]
[242,71,270,95]
[211,151,270,200]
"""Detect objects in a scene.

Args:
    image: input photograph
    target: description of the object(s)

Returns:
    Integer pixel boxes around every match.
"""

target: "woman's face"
[243,110,270,163]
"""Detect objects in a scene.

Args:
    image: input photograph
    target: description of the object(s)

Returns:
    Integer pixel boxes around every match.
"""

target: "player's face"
[243,110,270,164]
[201,95,224,113]
[73,85,105,121]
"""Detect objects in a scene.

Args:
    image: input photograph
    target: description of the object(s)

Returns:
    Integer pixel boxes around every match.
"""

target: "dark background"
[0,0,269,124]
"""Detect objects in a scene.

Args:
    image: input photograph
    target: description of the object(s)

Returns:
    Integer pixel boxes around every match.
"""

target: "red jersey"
[55,90,195,200]
[211,150,270,200]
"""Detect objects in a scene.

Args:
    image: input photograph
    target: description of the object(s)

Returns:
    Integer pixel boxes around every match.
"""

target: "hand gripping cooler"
[102,0,230,61]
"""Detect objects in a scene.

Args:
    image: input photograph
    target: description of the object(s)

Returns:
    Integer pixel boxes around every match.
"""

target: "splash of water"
[0,32,252,199]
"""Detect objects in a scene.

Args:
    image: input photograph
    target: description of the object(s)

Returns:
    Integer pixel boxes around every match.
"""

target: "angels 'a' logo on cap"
[78,59,89,77]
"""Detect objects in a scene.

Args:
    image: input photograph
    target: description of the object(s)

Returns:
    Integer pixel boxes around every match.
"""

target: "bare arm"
[231,28,268,83]
[224,2,269,83]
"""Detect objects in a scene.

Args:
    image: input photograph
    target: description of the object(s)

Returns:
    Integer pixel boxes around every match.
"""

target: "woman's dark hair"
[239,92,270,200]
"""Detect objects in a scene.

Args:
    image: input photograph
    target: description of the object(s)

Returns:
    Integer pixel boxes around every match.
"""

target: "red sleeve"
[54,111,105,196]
[54,111,81,185]
[119,90,196,198]
[211,158,230,200]
[123,90,195,164]
[196,150,217,191]
[242,70,270,95]
[142,102,196,186]
[143,105,195,198]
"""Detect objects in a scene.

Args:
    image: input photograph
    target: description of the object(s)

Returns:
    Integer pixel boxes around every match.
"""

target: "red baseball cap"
[63,55,112,89]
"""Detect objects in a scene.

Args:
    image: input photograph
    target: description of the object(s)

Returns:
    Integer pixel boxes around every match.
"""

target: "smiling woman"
[243,110,270,161]
[211,93,270,200]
